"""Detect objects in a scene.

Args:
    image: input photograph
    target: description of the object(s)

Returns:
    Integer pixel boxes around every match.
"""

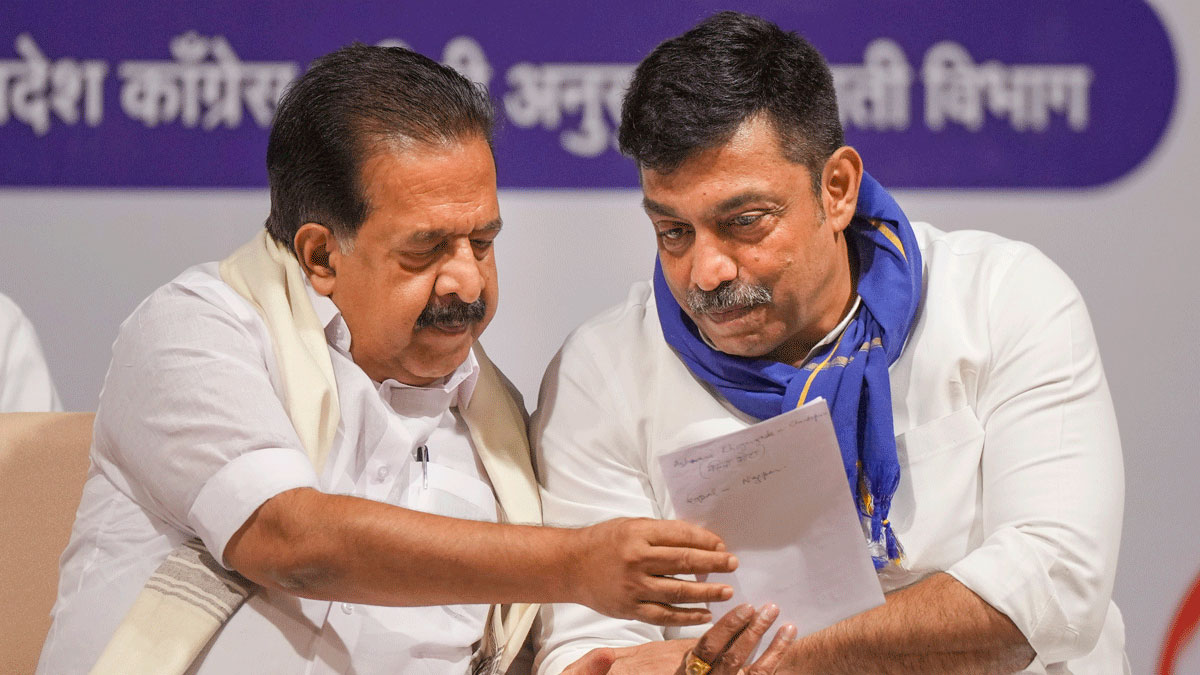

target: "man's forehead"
[359,135,496,194]
[355,136,501,243]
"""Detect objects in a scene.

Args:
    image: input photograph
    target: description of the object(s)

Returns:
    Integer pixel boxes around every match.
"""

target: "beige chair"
[0,413,94,675]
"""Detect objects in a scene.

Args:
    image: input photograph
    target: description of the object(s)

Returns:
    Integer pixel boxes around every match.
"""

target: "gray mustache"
[686,280,772,315]
[415,298,486,329]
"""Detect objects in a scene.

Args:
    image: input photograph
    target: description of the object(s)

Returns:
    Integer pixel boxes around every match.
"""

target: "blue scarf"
[653,172,922,568]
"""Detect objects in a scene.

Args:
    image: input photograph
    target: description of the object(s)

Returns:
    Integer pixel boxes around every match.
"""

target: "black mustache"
[414,298,487,329]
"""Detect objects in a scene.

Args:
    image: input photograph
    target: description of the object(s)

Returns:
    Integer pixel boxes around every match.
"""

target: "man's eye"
[730,213,763,227]
[470,238,494,250]
[409,241,446,258]
[656,226,692,252]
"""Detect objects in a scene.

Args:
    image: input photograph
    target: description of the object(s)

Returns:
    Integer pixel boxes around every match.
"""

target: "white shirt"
[532,223,1126,675]
[39,263,499,675]
[0,291,61,412]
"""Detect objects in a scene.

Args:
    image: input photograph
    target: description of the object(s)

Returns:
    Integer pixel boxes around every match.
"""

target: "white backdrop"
[1,1,1196,671]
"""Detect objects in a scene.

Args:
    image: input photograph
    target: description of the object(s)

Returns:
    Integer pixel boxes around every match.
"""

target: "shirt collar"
[804,295,862,365]
[304,280,351,353]
[303,278,480,408]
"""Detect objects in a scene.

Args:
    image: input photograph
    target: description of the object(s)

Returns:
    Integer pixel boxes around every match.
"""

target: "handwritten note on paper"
[658,398,884,640]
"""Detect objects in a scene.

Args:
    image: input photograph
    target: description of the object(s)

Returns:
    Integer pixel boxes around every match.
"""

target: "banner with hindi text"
[0,1,1178,188]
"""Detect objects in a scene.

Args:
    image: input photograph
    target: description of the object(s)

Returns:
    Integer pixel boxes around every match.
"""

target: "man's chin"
[706,334,775,359]
[404,329,477,374]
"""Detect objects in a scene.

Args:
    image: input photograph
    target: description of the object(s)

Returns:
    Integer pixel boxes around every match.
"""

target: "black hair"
[618,11,843,190]
[265,43,494,252]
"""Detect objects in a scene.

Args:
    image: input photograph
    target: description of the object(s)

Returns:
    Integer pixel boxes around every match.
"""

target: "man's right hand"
[570,517,738,626]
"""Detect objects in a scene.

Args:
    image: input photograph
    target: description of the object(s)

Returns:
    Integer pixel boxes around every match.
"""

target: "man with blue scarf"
[534,12,1125,675]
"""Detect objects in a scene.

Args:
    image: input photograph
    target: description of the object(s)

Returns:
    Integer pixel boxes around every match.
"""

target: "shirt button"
[375,465,390,481]
[341,602,354,615]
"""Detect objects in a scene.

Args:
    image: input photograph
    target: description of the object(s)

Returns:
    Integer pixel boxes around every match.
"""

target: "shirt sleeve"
[944,246,1123,665]
[91,282,320,567]
[532,329,697,675]
[0,293,62,412]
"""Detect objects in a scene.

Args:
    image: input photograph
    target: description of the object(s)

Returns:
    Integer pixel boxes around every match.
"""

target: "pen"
[414,444,429,488]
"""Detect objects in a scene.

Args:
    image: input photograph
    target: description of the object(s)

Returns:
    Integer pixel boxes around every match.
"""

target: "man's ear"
[293,223,340,297]
[820,146,864,234]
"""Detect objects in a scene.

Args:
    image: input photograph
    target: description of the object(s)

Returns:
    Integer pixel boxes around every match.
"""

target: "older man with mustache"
[38,44,736,675]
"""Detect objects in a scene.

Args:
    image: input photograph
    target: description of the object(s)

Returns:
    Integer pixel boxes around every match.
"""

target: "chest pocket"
[360,460,499,666]
[883,407,985,584]
[392,460,499,523]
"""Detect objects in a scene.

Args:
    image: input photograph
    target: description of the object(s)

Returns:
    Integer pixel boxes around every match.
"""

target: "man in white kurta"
[534,11,1124,675]
[40,267,500,673]
[534,223,1125,674]
[0,291,61,412]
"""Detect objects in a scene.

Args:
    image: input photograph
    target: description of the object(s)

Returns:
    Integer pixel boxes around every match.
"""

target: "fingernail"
[780,624,798,642]
[758,603,779,622]
[734,604,755,620]
[720,586,733,600]
[715,541,727,551]
[727,554,739,569]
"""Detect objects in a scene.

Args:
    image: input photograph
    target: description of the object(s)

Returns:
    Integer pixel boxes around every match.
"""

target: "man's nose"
[433,239,484,303]
[690,232,738,292]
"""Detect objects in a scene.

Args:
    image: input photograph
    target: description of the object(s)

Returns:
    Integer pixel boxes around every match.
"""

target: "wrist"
[541,524,590,604]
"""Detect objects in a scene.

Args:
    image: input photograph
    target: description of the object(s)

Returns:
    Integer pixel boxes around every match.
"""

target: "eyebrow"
[642,192,776,222]
[475,218,504,235]
[709,191,774,219]
[642,197,681,219]
[408,217,503,244]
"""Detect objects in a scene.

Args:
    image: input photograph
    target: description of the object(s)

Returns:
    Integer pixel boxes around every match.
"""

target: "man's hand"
[562,604,798,675]
[571,518,738,626]
[565,640,695,675]
[678,603,797,674]
[562,648,617,675]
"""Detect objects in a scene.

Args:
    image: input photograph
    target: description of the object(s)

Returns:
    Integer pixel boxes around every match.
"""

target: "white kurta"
[533,222,1126,674]
[0,291,61,412]
[39,263,499,675]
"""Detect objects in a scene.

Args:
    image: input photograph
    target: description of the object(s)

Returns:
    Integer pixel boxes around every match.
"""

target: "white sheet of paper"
[657,398,884,641]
